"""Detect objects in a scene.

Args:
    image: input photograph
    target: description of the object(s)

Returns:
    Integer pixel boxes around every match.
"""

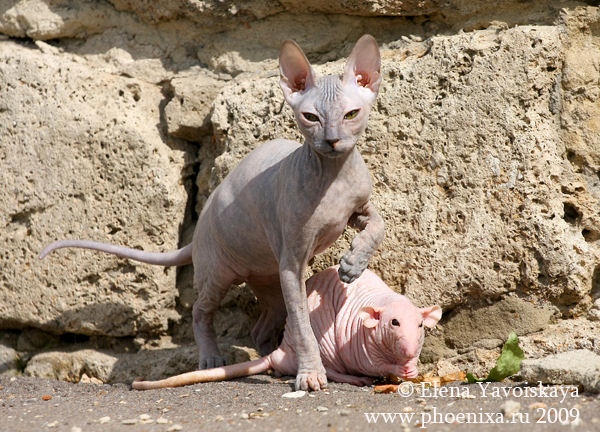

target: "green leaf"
[466,332,525,383]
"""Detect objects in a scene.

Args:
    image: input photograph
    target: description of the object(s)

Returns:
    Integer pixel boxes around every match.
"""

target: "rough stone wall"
[1,0,599,382]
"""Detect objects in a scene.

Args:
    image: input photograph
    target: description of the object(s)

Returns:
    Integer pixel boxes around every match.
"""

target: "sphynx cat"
[40,35,385,391]
[133,267,442,390]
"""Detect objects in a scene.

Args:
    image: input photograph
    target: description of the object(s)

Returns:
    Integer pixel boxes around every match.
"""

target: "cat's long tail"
[39,240,192,266]
[132,355,274,390]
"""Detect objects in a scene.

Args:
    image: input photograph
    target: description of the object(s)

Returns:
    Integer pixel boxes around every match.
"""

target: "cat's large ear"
[342,34,382,95]
[279,40,316,106]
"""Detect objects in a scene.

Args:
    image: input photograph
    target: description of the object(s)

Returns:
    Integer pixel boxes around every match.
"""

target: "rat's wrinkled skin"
[132,267,442,390]
[40,35,385,391]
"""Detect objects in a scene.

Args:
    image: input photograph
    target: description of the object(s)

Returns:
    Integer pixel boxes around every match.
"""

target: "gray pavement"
[1,375,598,431]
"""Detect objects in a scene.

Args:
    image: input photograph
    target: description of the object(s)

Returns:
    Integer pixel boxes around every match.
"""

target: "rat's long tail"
[132,355,273,390]
[39,240,192,266]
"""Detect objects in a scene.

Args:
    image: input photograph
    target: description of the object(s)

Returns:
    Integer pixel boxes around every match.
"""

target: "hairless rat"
[132,266,442,390]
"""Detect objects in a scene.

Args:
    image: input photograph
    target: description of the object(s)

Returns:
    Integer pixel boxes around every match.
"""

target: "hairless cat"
[40,35,385,391]
[132,267,442,390]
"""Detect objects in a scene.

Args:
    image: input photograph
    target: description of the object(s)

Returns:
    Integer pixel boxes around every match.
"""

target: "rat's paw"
[338,252,368,283]
[199,355,227,369]
[295,370,328,391]
[347,376,374,387]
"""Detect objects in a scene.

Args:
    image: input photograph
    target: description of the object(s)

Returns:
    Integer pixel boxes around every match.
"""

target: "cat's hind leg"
[192,268,236,369]
[250,282,287,356]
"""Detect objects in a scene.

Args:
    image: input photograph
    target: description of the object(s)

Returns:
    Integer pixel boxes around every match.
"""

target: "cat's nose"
[325,139,340,148]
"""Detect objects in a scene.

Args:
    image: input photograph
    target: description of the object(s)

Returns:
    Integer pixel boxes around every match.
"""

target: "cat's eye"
[391,319,400,327]
[418,321,424,328]
[344,109,360,120]
[302,112,320,122]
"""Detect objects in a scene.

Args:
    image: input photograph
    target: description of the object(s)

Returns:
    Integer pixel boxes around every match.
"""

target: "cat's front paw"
[295,370,328,391]
[338,252,368,283]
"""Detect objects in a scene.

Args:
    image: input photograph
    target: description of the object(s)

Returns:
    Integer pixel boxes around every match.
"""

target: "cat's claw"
[295,370,328,391]
[338,252,368,283]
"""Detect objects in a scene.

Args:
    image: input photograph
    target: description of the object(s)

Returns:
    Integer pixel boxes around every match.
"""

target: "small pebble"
[167,425,183,432]
[156,417,169,424]
[316,406,328,412]
[139,414,153,424]
[501,400,521,418]
[71,427,82,432]
[240,413,249,419]
[339,409,351,416]
[47,421,58,428]
[282,390,306,399]
[122,418,137,425]
[99,416,110,424]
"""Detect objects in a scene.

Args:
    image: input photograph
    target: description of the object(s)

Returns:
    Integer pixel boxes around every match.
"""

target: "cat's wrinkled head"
[279,35,381,158]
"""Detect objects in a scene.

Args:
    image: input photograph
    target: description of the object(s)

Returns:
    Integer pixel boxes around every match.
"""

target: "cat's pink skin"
[40,36,385,391]
[132,267,442,390]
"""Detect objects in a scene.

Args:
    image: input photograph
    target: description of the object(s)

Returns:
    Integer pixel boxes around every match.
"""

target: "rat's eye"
[418,321,424,328]
[302,112,320,122]
[391,319,400,327]
[344,109,360,120]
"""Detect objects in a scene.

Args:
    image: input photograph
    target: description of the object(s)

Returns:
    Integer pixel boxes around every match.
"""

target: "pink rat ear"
[279,40,317,106]
[342,34,382,94]
[358,306,383,329]
[420,305,442,328]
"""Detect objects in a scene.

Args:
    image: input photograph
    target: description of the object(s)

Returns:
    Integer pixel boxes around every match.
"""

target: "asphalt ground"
[1,375,598,432]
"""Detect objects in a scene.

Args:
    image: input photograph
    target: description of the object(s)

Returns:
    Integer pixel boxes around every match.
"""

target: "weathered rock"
[0,0,600,384]
[0,40,191,337]
[520,349,600,393]
[210,23,600,319]
[106,0,571,24]
[165,71,226,142]
[0,0,123,39]
[25,349,117,382]
[24,344,257,383]
[519,318,600,359]
[0,344,19,376]
[16,328,60,352]
[107,0,283,26]
[443,297,556,349]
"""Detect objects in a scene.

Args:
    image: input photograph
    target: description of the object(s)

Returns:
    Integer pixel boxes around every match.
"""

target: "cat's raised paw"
[338,253,368,283]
